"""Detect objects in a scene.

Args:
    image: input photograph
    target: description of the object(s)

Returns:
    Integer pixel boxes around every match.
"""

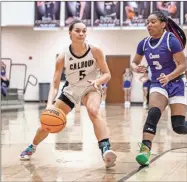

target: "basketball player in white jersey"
[20,19,117,168]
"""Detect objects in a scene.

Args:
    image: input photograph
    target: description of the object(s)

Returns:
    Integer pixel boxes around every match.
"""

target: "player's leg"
[136,87,168,166]
[124,81,130,108]
[170,104,187,134]
[124,88,128,103]
[101,86,107,107]
[82,90,117,168]
[103,87,107,102]
[20,93,73,160]
[169,77,187,134]
[143,87,148,108]
[146,82,151,107]
[127,87,132,107]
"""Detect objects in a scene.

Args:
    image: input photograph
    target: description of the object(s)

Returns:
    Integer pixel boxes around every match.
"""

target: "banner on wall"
[93,1,120,27]
[152,1,180,25]
[123,2,150,27]
[65,1,91,26]
[184,2,187,25]
[34,1,61,30]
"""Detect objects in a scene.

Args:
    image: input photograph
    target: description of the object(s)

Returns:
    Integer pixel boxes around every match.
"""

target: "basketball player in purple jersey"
[131,11,187,166]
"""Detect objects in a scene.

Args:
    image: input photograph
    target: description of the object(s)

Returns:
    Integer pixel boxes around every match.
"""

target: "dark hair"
[151,11,186,49]
[69,19,86,32]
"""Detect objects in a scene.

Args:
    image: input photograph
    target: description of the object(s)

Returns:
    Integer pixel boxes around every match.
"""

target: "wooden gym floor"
[1,103,187,182]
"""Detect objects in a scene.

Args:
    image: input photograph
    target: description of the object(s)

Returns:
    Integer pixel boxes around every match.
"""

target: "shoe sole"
[103,150,117,168]
[20,155,31,161]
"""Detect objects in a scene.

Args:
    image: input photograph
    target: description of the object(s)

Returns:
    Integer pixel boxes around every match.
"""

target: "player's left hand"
[87,80,99,89]
[157,73,170,87]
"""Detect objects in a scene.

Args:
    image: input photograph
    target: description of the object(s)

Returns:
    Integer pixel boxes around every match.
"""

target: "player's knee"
[171,115,187,134]
[87,106,99,118]
[143,107,162,135]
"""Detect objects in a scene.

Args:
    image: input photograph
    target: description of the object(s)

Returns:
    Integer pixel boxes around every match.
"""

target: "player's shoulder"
[89,43,103,55]
[138,37,149,45]
[62,44,71,52]
[137,37,149,52]
[167,32,177,40]
[89,43,101,51]
[58,45,70,57]
[167,31,180,45]
[56,46,69,61]
[142,37,149,43]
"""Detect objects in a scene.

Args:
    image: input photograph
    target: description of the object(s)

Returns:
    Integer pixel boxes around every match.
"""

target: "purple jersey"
[137,31,182,82]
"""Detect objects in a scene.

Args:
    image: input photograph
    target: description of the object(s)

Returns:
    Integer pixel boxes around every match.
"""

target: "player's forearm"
[131,62,138,72]
[168,64,187,81]
[96,72,111,85]
[47,84,58,105]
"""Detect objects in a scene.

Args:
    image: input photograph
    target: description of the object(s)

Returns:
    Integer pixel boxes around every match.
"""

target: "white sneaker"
[127,101,131,108]
[124,102,128,108]
[20,144,36,161]
[103,150,117,168]
[125,101,131,108]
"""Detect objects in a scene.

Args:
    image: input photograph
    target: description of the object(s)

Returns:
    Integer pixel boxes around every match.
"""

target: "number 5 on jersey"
[79,70,86,80]
[153,61,162,70]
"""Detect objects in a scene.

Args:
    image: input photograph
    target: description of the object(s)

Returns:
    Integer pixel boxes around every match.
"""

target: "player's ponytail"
[152,11,186,49]
[166,18,186,49]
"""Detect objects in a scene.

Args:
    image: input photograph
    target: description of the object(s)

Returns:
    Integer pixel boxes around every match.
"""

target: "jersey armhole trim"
[167,32,171,52]
[143,37,149,52]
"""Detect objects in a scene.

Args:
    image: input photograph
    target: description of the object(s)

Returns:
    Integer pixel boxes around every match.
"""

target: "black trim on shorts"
[69,45,91,59]
[58,93,75,110]
[62,81,69,90]
[57,81,74,109]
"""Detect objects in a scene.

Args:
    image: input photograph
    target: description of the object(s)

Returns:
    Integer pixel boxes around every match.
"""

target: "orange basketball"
[40,107,66,133]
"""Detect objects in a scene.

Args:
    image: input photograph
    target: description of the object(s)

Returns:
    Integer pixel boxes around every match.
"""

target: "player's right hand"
[87,80,99,89]
[136,65,147,73]
[46,104,55,110]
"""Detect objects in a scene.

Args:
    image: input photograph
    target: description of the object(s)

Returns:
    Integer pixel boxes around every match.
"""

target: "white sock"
[32,144,37,149]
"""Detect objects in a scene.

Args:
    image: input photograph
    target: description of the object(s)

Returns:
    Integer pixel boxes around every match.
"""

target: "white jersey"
[60,43,102,104]
[63,44,100,87]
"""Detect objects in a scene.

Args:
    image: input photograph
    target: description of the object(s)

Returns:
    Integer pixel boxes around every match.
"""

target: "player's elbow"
[107,72,111,82]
